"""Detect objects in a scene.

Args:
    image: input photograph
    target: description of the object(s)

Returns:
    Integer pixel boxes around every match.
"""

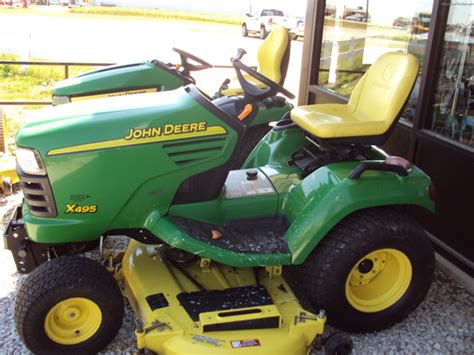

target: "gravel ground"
[1,192,473,354]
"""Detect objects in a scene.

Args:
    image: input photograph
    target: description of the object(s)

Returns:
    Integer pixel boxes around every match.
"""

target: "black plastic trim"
[172,86,246,204]
[145,293,169,311]
[170,215,290,253]
[203,316,280,332]
[104,228,164,244]
[272,118,298,131]
[349,162,408,180]
[17,167,57,218]
[3,206,49,274]
[69,85,161,99]
[177,285,274,322]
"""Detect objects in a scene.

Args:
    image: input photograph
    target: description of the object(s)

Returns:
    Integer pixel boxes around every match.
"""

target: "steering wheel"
[172,48,212,75]
[232,59,295,101]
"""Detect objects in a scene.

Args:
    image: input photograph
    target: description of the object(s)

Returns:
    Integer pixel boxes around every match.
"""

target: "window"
[319,0,434,123]
[261,10,285,17]
[430,2,474,147]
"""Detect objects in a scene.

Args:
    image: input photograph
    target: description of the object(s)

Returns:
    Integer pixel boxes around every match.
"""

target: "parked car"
[393,17,411,28]
[242,9,289,39]
[345,13,367,22]
[289,16,305,40]
[0,0,25,7]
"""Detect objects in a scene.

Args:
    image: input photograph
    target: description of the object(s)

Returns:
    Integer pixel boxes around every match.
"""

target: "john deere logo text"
[125,122,208,140]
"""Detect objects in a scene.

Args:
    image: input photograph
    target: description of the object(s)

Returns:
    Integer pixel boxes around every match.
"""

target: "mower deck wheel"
[299,207,434,332]
[2,177,13,195]
[15,256,124,353]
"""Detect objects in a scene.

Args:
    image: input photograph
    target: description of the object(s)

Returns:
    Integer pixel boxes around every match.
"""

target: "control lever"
[231,48,247,61]
[217,78,231,97]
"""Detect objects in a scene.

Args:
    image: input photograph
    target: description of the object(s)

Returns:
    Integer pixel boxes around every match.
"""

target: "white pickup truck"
[241,9,290,39]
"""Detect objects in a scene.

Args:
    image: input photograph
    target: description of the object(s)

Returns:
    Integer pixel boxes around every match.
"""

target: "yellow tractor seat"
[221,26,290,96]
[291,52,419,145]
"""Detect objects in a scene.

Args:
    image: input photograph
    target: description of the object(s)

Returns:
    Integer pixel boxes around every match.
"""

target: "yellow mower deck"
[0,109,19,194]
[0,156,19,183]
[118,240,325,354]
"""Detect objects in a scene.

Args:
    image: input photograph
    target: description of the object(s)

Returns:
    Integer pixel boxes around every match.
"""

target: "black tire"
[15,256,124,354]
[299,207,434,333]
[260,26,268,39]
[242,23,248,37]
[324,333,353,355]
[228,124,271,170]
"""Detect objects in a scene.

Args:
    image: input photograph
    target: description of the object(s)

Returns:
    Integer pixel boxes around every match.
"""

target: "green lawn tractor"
[5,51,436,354]
[51,27,292,165]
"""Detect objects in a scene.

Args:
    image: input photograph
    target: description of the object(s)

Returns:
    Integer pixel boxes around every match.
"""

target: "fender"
[281,161,434,264]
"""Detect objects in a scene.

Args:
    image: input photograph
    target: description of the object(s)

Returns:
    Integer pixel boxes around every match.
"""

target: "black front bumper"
[3,205,49,274]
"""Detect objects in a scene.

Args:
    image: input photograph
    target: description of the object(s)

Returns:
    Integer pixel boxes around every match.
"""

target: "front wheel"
[300,207,434,332]
[15,256,124,353]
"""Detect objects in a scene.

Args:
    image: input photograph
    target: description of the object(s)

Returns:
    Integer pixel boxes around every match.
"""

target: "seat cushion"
[291,52,419,139]
[257,26,289,84]
[291,104,388,138]
[221,27,289,97]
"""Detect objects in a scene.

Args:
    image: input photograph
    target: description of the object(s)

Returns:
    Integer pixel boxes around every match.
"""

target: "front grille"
[19,171,57,218]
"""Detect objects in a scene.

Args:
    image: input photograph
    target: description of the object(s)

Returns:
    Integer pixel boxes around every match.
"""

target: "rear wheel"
[242,23,248,37]
[299,207,434,332]
[15,256,124,353]
[260,26,268,39]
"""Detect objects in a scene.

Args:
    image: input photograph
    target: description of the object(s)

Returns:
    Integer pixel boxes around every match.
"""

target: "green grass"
[69,7,242,26]
[0,54,99,141]
[0,54,97,102]
[0,6,242,25]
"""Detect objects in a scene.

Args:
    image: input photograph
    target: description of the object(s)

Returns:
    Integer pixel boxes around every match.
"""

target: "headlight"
[52,95,71,106]
[16,148,46,176]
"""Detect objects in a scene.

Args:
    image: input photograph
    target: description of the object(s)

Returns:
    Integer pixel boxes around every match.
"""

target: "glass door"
[431,3,474,147]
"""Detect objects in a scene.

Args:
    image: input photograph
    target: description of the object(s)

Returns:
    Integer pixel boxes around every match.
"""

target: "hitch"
[3,205,49,273]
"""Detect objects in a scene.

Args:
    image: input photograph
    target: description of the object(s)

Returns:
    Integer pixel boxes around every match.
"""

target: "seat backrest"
[347,52,419,130]
[257,26,291,85]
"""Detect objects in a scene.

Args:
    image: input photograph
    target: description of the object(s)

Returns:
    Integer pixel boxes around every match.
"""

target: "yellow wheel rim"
[44,297,102,345]
[345,249,412,313]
